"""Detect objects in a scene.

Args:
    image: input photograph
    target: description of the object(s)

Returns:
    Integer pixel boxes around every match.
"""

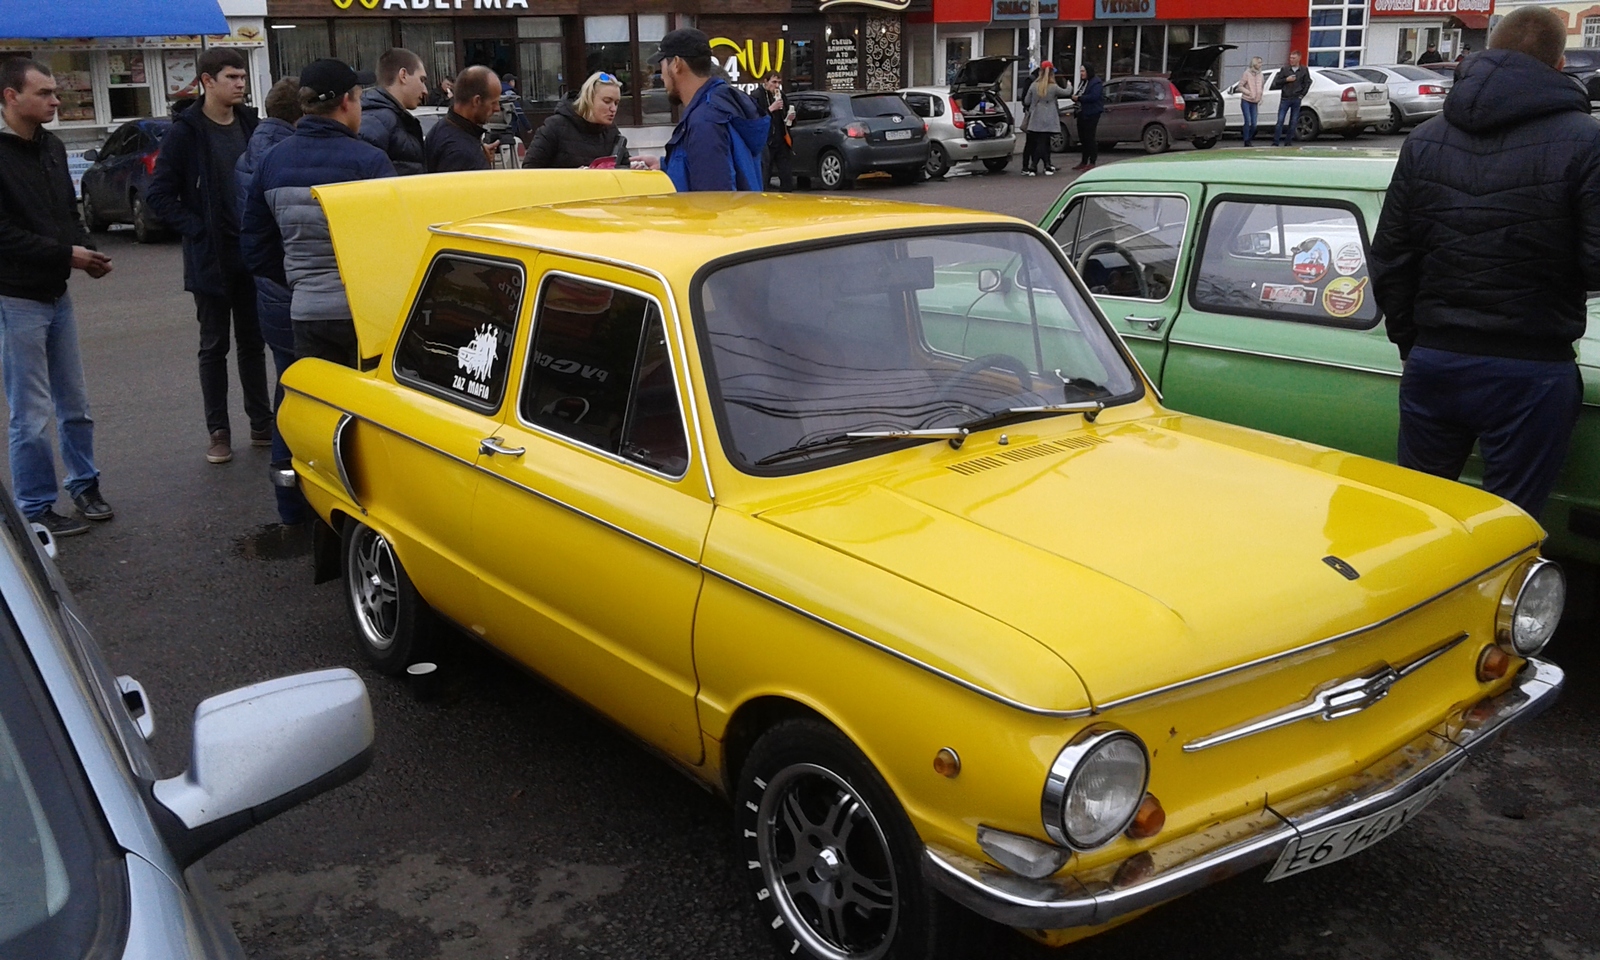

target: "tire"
[890,165,926,185]
[1097,141,1116,153]
[1142,123,1171,155]
[818,149,852,190]
[1340,126,1364,140]
[981,156,1010,172]
[1050,130,1069,153]
[80,192,107,233]
[924,143,950,180]
[131,194,160,244]
[1191,136,1219,150]
[1295,109,1322,142]
[343,520,433,674]
[1373,106,1403,136]
[734,719,980,960]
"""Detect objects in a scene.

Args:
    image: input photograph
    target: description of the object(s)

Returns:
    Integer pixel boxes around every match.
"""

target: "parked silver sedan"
[1350,64,1452,134]
[1,486,373,959]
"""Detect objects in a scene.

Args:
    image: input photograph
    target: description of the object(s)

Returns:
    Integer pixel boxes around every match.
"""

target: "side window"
[98,126,134,158]
[392,254,523,411]
[521,275,689,476]
[903,93,933,118]
[1191,199,1378,328]
[795,98,830,123]
[1056,194,1189,302]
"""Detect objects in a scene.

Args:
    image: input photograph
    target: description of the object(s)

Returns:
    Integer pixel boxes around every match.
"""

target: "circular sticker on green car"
[1335,242,1365,276]
[1323,276,1369,319]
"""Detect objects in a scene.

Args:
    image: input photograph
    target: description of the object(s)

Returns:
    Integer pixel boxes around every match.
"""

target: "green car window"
[1053,194,1189,302]
[1191,198,1379,329]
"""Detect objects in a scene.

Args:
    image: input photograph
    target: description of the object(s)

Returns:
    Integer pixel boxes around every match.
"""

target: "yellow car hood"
[756,415,1539,706]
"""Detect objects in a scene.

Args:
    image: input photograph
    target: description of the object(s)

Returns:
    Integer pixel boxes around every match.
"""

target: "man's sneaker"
[207,429,232,464]
[30,509,90,538]
[250,426,273,447]
[72,484,113,521]
[1022,169,1036,177]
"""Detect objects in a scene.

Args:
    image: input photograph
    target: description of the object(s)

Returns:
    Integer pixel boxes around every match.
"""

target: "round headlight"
[1497,558,1564,657]
[1042,728,1150,850]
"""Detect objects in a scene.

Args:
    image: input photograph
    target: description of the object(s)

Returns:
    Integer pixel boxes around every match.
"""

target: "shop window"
[943,36,973,85]
[638,14,670,124]
[35,52,94,124]
[792,40,816,91]
[1165,25,1192,72]
[585,15,632,93]
[1052,26,1078,78]
[1586,17,1600,48]
[1083,26,1110,78]
[982,28,1014,98]
[516,17,562,108]
[1110,25,1137,78]
[401,20,456,94]
[270,21,331,81]
[1139,26,1164,74]
[106,50,153,120]
[334,20,390,74]
[163,50,200,108]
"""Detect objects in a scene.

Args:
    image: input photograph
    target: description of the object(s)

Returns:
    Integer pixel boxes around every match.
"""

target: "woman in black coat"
[523,71,628,169]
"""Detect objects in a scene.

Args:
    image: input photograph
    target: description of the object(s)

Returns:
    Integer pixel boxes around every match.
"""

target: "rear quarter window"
[392,254,524,412]
[852,95,912,118]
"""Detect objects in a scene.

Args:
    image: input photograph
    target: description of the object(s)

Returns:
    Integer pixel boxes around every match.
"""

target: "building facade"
[1364,0,1491,64]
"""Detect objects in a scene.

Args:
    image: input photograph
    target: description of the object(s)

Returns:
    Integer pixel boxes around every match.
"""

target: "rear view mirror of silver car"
[148,668,373,865]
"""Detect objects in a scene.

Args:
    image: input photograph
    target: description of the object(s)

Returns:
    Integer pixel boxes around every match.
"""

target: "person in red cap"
[1021,61,1062,176]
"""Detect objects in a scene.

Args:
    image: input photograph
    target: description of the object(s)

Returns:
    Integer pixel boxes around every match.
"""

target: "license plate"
[1364,91,1383,100]
[885,129,913,141]
[1265,768,1455,882]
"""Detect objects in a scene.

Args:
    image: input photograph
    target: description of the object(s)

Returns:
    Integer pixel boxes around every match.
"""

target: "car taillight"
[141,150,158,176]
[952,108,965,129]
[845,123,867,139]
[1419,84,1445,96]
[1169,82,1185,109]
[1341,86,1357,102]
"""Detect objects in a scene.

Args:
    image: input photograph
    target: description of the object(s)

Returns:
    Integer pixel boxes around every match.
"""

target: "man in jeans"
[0,58,114,536]
[146,47,272,465]
[1271,50,1310,146]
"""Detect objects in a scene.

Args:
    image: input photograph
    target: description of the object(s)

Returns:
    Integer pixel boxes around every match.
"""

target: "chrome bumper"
[924,659,1563,930]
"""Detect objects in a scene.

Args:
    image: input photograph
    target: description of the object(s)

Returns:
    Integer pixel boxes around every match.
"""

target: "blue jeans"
[1274,98,1302,146]
[1398,346,1582,518]
[1241,100,1259,145]
[0,293,98,517]
[255,277,313,525]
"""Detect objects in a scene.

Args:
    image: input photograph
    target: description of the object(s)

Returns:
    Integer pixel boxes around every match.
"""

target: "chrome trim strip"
[1095,548,1535,712]
[924,658,1564,930]
[332,413,362,511]
[1182,632,1468,752]
[1165,338,1402,379]
[427,226,717,499]
[701,567,1096,719]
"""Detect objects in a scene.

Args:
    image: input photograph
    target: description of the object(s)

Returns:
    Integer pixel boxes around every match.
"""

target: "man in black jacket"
[359,47,428,175]
[1371,6,1600,517]
[754,74,794,192]
[0,58,114,536]
[146,47,271,466]
[1271,51,1310,146]
[425,66,499,173]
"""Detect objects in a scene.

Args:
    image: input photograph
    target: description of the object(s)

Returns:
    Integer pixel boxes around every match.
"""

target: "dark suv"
[79,118,171,243]
[788,91,929,189]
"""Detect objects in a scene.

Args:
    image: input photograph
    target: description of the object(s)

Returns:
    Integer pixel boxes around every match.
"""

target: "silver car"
[1350,64,1452,134]
[1,488,374,959]
[899,77,1017,178]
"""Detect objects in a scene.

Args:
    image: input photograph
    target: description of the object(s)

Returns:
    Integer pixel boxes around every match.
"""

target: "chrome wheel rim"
[348,527,399,651]
[757,763,898,960]
[820,154,844,187]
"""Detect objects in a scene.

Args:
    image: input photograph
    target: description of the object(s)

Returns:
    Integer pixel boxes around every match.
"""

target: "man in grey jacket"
[240,60,395,368]
[358,47,428,175]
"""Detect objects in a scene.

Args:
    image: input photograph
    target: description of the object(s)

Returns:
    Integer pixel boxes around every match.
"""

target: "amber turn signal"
[933,747,961,778]
[1477,644,1511,683]
[1125,793,1166,839]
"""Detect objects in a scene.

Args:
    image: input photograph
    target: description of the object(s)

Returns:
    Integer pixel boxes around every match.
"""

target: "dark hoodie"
[1371,49,1600,361]
[358,86,425,176]
[522,99,623,169]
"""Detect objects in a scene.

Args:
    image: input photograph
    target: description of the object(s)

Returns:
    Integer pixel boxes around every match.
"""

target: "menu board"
[826,35,858,90]
[165,51,199,101]
[55,65,94,122]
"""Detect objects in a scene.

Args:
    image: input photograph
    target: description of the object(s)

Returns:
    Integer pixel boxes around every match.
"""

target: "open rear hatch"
[1170,43,1234,121]
[950,55,1017,136]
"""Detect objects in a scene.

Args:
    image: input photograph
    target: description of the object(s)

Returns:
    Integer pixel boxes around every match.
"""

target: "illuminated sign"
[1371,0,1491,14]
[817,0,911,12]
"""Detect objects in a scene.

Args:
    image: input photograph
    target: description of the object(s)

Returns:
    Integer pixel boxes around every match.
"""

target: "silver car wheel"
[757,762,899,960]
[819,151,846,189]
[347,526,399,651]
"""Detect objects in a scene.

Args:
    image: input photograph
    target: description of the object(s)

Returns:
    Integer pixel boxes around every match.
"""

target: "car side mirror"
[978,268,1008,294]
[82,149,97,162]
[149,668,373,866]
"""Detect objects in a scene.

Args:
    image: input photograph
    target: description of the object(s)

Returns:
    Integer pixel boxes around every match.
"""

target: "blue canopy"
[0,0,228,40]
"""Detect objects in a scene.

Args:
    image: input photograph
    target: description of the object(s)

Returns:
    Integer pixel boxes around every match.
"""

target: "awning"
[0,0,228,40]
[1448,13,1492,30]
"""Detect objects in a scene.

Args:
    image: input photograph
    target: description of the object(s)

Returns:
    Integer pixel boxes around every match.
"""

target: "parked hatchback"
[899,84,1015,179]
[787,91,929,189]
[79,118,170,243]
[1349,64,1451,134]
[1224,67,1389,140]
[1061,45,1232,154]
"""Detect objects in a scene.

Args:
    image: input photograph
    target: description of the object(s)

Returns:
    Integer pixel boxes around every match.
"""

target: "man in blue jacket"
[241,60,395,369]
[649,29,767,192]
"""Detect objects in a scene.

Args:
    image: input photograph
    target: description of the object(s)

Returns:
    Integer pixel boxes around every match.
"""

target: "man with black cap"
[650,28,768,191]
[240,59,394,369]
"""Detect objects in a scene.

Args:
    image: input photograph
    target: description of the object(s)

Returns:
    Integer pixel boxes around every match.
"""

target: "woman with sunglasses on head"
[524,71,636,169]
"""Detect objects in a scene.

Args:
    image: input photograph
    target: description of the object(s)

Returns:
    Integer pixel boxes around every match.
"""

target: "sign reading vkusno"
[1095,0,1157,19]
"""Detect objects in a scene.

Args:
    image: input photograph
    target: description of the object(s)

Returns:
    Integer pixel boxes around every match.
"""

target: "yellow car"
[278,170,1565,960]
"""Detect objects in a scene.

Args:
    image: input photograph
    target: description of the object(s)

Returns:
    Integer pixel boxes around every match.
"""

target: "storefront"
[1365,0,1492,64]
[0,0,267,152]
[909,0,1308,100]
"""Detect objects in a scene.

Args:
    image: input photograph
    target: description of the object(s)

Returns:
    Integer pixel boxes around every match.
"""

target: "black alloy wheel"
[1295,109,1323,142]
[1050,130,1070,153]
[925,143,951,180]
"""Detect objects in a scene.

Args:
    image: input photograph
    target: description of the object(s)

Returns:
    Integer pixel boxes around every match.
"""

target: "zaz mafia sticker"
[452,324,500,400]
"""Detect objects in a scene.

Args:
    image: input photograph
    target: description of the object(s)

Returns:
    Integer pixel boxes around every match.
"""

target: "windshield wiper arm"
[752,427,965,466]
[952,401,1106,438]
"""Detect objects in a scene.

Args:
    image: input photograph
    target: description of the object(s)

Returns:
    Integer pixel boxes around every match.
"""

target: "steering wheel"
[936,353,1036,407]
[1076,240,1150,299]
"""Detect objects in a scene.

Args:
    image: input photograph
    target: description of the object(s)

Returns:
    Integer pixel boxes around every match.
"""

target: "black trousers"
[1077,116,1100,165]
[293,319,358,369]
[1023,131,1054,171]
[193,272,271,436]
[764,143,795,192]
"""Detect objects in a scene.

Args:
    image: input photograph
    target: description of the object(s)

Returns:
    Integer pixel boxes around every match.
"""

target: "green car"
[1037,148,1600,562]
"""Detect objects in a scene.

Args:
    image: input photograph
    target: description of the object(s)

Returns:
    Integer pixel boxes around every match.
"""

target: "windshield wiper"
[752,427,967,466]
[952,401,1106,439]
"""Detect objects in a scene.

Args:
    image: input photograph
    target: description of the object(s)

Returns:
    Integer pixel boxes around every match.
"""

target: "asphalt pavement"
[13,131,1600,960]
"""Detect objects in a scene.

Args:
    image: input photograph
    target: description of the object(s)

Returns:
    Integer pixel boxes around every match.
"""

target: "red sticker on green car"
[1292,238,1332,284]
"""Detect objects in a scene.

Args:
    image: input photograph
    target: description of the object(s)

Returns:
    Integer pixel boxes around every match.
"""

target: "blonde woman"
[1020,61,1062,176]
[1238,56,1265,146]
[524,71,629,168]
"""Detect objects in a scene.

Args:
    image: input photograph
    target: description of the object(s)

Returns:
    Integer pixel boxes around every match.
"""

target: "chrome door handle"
[478,436,525,457]
[1124,315,1164,331]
